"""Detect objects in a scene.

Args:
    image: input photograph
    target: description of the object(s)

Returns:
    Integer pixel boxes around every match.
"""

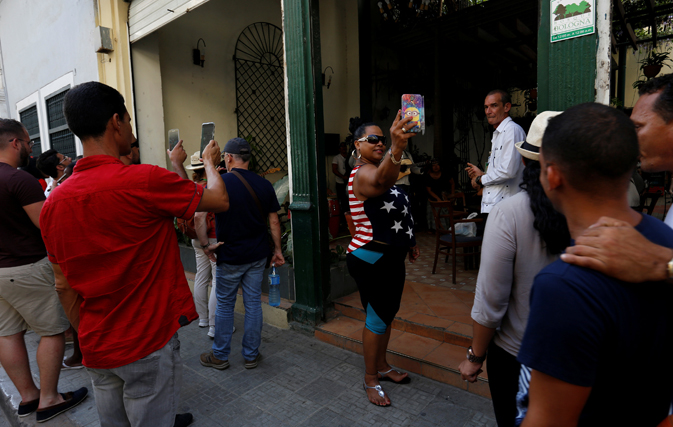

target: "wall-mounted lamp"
[193,38,206,67]
[322,66,334,89]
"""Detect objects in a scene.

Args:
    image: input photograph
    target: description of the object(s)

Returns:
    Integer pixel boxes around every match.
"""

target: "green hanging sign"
[550,0,595,42]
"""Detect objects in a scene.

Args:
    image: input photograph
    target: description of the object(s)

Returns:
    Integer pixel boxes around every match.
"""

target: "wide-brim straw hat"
[515,111,562,161]
[185,151,204,170]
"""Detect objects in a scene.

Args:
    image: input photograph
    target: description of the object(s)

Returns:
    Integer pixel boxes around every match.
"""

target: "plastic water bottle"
[268,264,280,307]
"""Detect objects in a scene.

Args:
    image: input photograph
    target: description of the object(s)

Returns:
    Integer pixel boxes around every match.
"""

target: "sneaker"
[244,354,262,369]
[35,387,88,423]
[174,413,194,427]
[198,319,208,328]
[18,397,39,417]
[200,351,229,370]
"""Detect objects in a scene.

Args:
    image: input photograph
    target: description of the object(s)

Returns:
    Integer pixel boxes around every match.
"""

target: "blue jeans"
[213,258,266,360]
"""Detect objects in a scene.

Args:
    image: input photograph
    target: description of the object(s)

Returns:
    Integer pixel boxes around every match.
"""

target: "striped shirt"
[348,165,372,252]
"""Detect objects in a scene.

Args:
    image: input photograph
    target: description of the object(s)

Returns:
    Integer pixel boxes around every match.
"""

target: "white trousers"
[191,238,217,326]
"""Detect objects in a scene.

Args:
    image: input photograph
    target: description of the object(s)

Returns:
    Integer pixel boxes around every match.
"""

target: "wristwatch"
[201,243,210,249]
[466,346,486,364]
[475,175,484,188]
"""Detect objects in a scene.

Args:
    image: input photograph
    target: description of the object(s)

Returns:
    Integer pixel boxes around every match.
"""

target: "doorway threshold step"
[333,301,473,348]
[315,316,490,398]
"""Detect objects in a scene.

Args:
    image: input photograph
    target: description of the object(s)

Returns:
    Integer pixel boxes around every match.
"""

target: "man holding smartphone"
[199,137,284,371]
[40,82,230,427]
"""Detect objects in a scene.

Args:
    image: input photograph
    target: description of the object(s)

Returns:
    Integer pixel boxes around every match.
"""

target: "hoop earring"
[352,149,361,160]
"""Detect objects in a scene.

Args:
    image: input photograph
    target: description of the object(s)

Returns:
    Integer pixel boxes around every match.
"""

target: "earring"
[352,149,361,160]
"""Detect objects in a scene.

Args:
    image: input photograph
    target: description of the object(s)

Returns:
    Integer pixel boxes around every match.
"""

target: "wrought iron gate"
[234,22,287,173]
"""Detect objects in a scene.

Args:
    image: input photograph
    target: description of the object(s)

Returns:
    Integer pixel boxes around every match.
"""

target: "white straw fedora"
[184,152,204,170]
[515,111,562,161]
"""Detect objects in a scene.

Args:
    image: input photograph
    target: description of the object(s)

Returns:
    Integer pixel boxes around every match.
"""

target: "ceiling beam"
[614,0,638,50]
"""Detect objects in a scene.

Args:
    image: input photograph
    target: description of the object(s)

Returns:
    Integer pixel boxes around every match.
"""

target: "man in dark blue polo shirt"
[515,103,673,426]
[200,138,284,370]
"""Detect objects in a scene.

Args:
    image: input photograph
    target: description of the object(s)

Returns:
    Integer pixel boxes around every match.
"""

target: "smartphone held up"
[200,122,215,157]
[168,129,180,150]
[401,94,425,135]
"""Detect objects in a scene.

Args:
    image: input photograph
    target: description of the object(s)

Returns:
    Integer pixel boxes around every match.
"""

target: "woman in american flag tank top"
[346,113,421,407]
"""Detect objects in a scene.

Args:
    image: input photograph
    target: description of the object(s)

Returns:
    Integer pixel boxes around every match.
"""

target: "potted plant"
[640,48,673,79]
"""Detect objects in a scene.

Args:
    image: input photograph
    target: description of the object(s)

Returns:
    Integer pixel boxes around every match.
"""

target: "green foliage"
[330,244,346,264]
[553,1,591,19]
[174,218,192,247]
[281,220,293,265]
[639,48,673,69]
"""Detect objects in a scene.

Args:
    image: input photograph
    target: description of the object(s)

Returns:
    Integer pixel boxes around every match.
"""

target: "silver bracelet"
[389,149,402,165]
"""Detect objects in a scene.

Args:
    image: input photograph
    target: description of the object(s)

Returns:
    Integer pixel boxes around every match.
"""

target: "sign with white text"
[550,0,595,42]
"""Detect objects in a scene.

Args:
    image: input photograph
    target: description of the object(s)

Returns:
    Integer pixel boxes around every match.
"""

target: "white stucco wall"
[131,32,167,169]
[0,0,99,118]
[320,0,360,193]
[135,0,283,166]
[620,42,673,109]
[0,42,7,118]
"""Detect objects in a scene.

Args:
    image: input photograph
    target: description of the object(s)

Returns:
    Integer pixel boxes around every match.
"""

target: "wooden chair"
[429,199,483,284]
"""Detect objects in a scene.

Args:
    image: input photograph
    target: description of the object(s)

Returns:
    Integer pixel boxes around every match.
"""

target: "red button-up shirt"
[41,155,201,369]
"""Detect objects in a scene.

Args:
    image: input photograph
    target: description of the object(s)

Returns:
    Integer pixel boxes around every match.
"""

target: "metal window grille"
[46,89,76,159]
[19,105,41,156]
[234,22,287,173]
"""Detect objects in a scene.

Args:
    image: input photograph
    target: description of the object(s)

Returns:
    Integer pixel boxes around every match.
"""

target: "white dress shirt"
[480,116,526,213]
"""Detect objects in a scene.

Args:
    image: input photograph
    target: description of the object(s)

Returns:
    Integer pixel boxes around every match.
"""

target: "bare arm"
[562,216,673,283]
[23,200,44,229]
[196,212,223,262]
[196,140,229,213]
[167,139,189,180]
[355,112,416,199]
[269,212,284,267]
[521,370,591,427]
[458,322,495,382]
[426,186,442,202]
[52,263,83,331]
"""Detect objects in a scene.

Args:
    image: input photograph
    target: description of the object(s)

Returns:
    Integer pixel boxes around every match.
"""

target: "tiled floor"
[334,280,476,349]
[331,230,481,292]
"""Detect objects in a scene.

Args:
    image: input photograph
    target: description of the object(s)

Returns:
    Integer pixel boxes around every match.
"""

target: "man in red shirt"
[40,82,229,427]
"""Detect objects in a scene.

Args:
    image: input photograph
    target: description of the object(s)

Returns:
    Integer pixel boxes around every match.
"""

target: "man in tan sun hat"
[460,110,565,427]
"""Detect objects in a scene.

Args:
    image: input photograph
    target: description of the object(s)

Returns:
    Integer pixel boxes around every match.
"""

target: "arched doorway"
[234,22,287,173]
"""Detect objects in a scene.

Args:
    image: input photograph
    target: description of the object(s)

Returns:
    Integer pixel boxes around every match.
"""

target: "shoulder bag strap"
[230,170,265,221]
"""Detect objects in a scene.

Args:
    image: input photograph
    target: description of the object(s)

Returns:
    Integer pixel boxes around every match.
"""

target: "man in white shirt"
[466,90,526,217]
[332,142,350,214]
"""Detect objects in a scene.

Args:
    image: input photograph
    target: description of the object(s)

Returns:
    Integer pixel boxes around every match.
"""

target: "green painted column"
[538,0,597,112]
[282,0,330,326]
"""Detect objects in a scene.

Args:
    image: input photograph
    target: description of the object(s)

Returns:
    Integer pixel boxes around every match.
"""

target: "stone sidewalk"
[0,316,496,427]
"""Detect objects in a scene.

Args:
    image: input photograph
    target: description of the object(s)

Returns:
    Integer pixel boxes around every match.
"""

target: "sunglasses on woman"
[357,135,387,145]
